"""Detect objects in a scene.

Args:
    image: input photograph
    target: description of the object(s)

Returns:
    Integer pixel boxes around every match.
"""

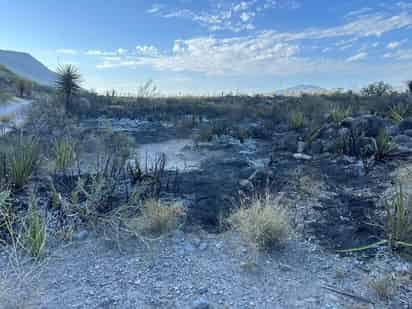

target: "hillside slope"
[0,49,56,86]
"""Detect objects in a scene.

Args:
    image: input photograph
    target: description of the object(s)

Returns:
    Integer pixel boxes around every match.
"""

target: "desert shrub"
[375,129,397,161]
[368,274,398,301]
[52,138,76,172]
[335,127,364,157]
[288,111,305,129]
[384,185,412,248]
[9,137,40,189]
[24,195,46,258]
[361,81,393,97]
[126,199,186,237]
[0,190,16,245]
[196,127,214,142]
[228,195,291,250]
[389,103,411,124]
[330,107,351,124]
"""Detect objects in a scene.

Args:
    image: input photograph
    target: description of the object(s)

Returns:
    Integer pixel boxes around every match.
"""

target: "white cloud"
[56,49,77,55]
[384,48,412,60]
[136,45,159,57]
[346,52,368,62]
[148,0,300,32]
[117,48,128,55]
[387,39,408,49]
[85,50,117,56]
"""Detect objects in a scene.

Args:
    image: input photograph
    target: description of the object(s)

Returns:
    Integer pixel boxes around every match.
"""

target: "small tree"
[16,79,26,97]
[407,80,412,94]
[25,80,32,97]
[361,81,393,97]
[55,64,81,112]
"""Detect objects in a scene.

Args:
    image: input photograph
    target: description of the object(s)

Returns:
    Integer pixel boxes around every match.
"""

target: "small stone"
[293,153,312,160]
[73,230,89,241]
[192,297,211,309]
[199,243,208,251]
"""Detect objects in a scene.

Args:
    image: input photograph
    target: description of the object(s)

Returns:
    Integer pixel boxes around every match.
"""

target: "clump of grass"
[9,137,39,189]
[0,190,15,245]
[288,111,305,129]
[338,184,412,253]
[52,138,76,172]
[368,274,398,301]
[228,195,291,250]
[384,184,412,248]
[330,107,351,124]
[375,129,397,161]
[24,195,46,258]
[127,199,186,237]
[389,104,410,125]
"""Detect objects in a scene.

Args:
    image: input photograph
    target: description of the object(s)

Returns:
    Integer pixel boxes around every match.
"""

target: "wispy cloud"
[56,49,77,55]
[147,0,300,32]
[94,3,412,81]
[387,38,408,49]
[346,52,368,62]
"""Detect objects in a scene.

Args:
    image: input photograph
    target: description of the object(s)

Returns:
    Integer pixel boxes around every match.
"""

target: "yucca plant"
[9,137,39,189]
[52,139,76,172]
[330,107,351,124]
[338,184,412,253]
[24,194,46,258]
[55,64,81,112]
[288,111,305,130]
[389,104,410,124]
[375,129,397,161]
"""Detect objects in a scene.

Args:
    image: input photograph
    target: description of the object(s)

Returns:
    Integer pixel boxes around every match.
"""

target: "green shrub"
[330,107,351,124]
[24,195,46,258]
[375,129,397,161]
[288,111,305,129]
[9,137,39,189]
[384,184,412,248]
[52,138,76,172]
[228,195,291,250]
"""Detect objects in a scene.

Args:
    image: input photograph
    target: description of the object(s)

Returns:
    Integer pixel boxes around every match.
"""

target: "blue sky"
[1,0,412,94]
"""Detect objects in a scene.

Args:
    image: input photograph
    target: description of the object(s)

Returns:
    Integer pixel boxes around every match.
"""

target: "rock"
[297,141,306,153]
[393,134,412,145]
[239,179,254,192]
[192,298,211,309]
[293,153,312,160]
[73,230,89,241]
[358,137,377,157]
[399,117,412,131]
[404,129,412,137]
[273,132,299,152]
[309,140,323,154]
[341,115,386,137]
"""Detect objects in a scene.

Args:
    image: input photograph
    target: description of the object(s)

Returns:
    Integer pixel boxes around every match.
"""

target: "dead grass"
[126,199,186,237]
[228,195,291,250]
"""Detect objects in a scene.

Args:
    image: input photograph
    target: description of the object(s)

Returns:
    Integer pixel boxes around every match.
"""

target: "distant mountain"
[0,50,56,86]
[276,85,330,96]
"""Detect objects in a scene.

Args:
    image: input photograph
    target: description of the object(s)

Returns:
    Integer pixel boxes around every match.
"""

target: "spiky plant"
[52,138,76,172]
[375,129,397,161]
[9,137,40,189]
[55,64,81,112]
[24,194,46,258]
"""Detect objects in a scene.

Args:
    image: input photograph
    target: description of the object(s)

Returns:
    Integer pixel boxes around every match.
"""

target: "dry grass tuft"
[126,199,186,237]
[228,195,291,250]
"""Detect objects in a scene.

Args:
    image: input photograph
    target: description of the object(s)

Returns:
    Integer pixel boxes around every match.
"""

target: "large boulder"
[341,115,386,138]
[399,117,412,132]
